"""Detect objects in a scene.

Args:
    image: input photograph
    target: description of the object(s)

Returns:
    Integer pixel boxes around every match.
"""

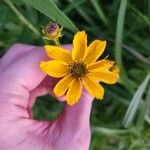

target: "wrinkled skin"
[0,44,93,150]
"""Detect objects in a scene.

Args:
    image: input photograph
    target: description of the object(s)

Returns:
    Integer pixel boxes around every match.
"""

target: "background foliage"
[0,0,150,149]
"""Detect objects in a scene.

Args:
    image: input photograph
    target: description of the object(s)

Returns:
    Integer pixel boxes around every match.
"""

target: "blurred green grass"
[0,0,150,149]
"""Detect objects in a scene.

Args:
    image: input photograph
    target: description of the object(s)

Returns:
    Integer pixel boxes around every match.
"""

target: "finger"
[0,44,71,118]
[1,44,72,91]
[28,76,65,118]
[62,44,72,51]
[47,90,93,150]
[0,44,72,69]
[27,44,72,107]
[0,45,48,118]
[1,47,48,91]
[60,90,93,129]
[0,44,37,71]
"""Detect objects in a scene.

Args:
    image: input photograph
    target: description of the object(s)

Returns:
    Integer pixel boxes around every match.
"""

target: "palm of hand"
[0,44,92,150]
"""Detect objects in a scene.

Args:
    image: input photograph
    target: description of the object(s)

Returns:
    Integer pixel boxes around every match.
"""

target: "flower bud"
[42,22,63,40]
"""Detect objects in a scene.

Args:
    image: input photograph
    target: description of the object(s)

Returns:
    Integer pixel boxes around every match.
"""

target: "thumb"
[53,90,93,150]
[63,91,93,128]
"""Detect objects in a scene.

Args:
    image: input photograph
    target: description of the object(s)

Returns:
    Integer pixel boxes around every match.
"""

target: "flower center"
[69,62,88,79]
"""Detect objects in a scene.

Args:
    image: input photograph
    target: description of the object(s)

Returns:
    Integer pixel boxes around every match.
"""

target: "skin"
[0,44,93,150]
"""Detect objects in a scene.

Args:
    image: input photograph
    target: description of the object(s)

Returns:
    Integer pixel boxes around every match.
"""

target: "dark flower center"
[69,62,88,79]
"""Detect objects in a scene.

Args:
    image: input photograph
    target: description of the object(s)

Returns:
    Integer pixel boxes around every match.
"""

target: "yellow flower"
[40,31,119,105]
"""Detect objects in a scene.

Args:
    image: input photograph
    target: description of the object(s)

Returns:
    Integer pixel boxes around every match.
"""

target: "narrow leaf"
[136,83,150,129]
[22,0,78,32]
[122,72,150,128]
[90,0,108,26]
[115,0,127,65]
[114,0,133,92]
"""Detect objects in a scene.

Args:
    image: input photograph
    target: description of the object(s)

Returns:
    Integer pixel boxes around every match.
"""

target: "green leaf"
[122,72,150,128]
[22,0,78,32]
[115,0,127,65]
[136,83,150,129]
[129,5,150,26]
[4,0,40,36]
[114,0,134,92]
[68,0,95,25]
[122,44,150,65]
[90,0,108,26]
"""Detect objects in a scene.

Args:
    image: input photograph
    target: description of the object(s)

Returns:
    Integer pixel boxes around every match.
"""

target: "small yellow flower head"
[42,21,63,40]
[40,31,119,105]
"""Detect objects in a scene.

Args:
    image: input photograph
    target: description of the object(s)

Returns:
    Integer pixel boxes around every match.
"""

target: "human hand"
[0,44,93,150]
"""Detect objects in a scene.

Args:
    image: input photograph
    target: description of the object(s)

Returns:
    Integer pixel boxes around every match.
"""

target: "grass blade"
[68,0,94,25]
[115,0,127,65]
[122,44,150,65]
[63,0,86,14]
[114,0,133,91]
[129,5,150,26]
[4,0,40,36]
[90,0,108,26]
[122,72,150,128]
[22,0,78,32]
[136,83,150,129]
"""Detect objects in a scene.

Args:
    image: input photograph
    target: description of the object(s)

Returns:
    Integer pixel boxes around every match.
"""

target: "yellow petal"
[84,40,106,64]
[88,71,119,84]
[54,75,73,97]
[40,60,68,78]
[44,45,72,62]
[88,59,114,71]
[66,79,82,105]
[83,76,104,99]
[110,64,120,74]
[72,31,87,61]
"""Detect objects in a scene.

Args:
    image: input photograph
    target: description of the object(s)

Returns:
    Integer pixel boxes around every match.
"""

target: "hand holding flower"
[0,44,92,150]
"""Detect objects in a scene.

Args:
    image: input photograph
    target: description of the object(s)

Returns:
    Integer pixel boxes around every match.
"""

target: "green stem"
[92,127,137,136]
[54,39,60,46]
[3,0,40,37]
